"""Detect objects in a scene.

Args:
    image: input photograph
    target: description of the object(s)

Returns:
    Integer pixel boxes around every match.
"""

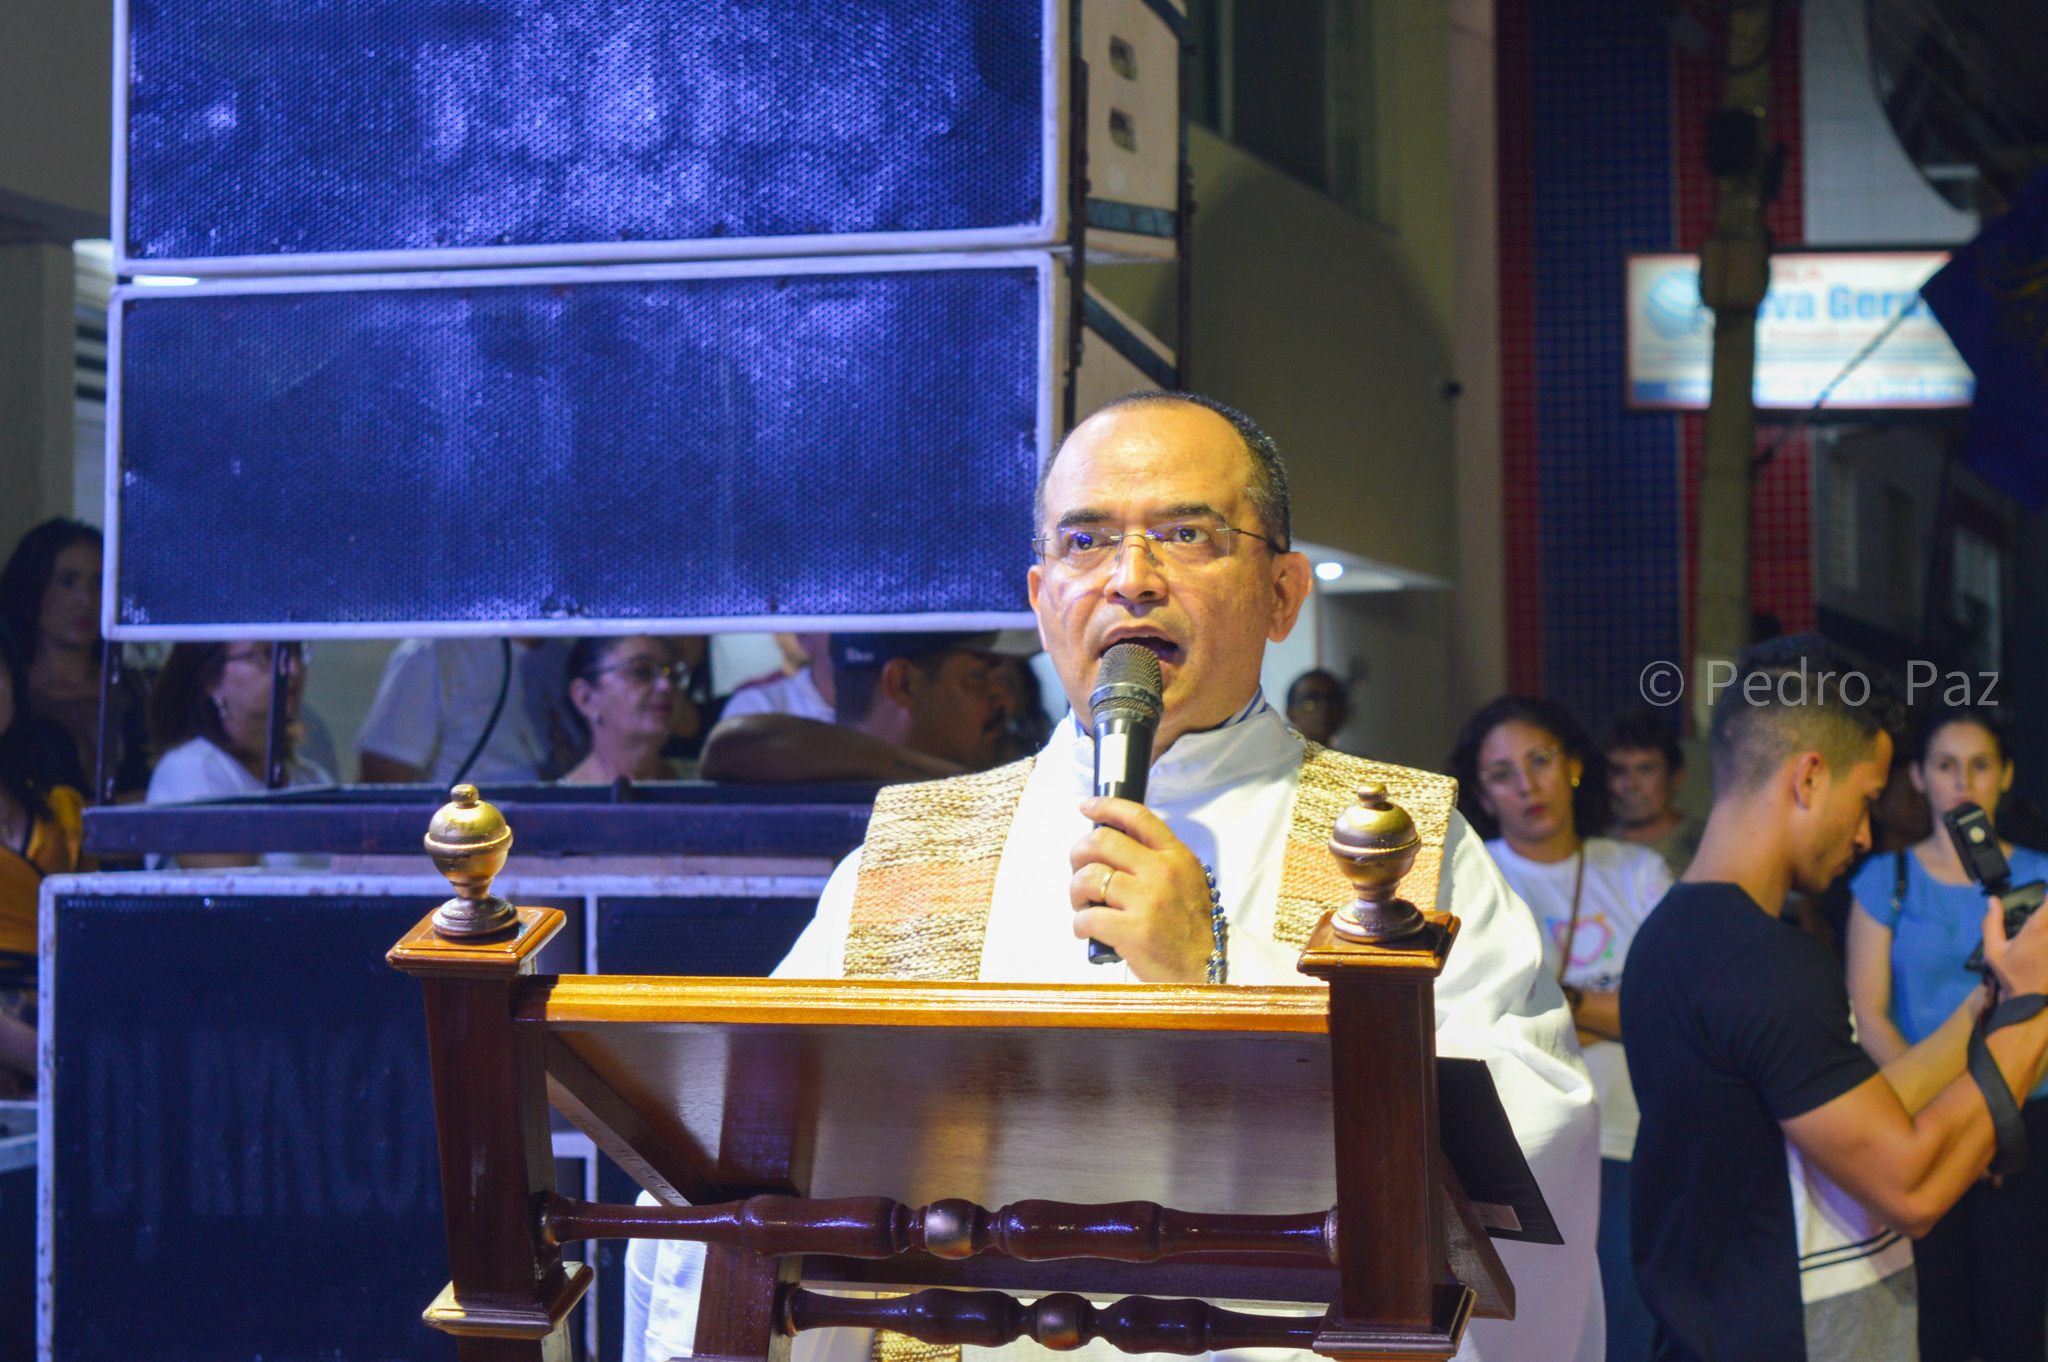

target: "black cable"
[447,638,513,789]
[1750,305,1915,475]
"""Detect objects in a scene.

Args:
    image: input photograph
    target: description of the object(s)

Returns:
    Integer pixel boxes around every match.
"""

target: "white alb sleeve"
[627,853,868,1362]
[770,848,863,980]
[1430,813,1605,1362]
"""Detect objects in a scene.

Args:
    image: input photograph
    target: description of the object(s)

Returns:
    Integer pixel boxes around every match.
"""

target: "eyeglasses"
[589,657,683,688]
[1479,745,1564,791]
[1032,519,1284,573]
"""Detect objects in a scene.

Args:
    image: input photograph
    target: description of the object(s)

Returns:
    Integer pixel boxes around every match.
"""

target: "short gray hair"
[1035,391,1292,550]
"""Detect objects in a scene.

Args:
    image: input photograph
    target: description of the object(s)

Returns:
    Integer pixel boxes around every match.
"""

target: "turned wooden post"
[389,786,592,1360]
[1296,784,1469,1357]
[693,1028,809,1361]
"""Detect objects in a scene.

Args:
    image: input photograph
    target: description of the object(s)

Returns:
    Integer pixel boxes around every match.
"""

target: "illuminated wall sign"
[1626,251,1974,410]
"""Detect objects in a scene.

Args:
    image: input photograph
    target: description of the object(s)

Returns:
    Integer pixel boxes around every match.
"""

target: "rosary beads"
[1204,863,1227,984]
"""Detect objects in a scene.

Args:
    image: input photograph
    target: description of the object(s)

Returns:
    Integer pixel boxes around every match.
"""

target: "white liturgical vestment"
[625,697,1603,1362]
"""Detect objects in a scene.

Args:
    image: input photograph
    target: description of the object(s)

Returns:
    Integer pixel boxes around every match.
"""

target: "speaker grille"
[125,0,1049,264]
[114,261,1045,631]
[597,896,816,976]
[49,893,450,1359]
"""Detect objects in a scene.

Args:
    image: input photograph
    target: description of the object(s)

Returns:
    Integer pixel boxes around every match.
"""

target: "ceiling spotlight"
[1315,561,1345,582]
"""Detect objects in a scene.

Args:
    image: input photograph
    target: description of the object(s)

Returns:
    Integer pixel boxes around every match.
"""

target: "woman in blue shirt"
[1848,706,2048,1362]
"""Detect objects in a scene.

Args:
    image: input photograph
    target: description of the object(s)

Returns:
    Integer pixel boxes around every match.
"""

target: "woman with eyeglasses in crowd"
[1450,695,1674,1362]
[560,636,686,785]
[1847,706,2048,1362]
[0,519,151,801]
[143,640,332,868]
[0,628,85,1097]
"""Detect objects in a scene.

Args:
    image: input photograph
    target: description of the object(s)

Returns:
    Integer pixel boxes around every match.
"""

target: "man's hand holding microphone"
[1067,643,1217,983]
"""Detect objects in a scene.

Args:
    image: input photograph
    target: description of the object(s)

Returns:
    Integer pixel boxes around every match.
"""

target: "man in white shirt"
[719,633,836,724]
[627,392,1600,1362]
[355,638,548,785]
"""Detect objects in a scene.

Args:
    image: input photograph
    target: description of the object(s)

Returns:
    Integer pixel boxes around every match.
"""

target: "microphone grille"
[1091,642,1164,723]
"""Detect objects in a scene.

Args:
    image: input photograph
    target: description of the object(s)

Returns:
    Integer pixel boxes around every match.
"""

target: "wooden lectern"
[390,785,1541,1361]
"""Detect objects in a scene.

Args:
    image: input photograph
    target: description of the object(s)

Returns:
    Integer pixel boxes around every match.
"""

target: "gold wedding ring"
[1101,867,1116,903]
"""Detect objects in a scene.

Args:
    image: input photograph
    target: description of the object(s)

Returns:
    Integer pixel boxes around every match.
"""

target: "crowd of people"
[10,403,2048,1362]
[1434,673,2048,1362]
[0,521,1058,815]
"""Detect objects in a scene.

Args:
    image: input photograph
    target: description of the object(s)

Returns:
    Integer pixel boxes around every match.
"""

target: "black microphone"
[1087,642,1164,965]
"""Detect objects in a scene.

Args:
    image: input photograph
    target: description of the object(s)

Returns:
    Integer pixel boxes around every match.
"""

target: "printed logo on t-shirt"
[1550,915,1621,988]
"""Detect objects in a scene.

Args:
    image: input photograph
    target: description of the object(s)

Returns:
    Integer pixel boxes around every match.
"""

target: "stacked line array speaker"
[110,0,1183,637]
[111,256,1050,635]
[118,0,1187,273]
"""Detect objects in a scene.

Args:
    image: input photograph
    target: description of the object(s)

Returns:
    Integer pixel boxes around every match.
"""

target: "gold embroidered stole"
[843,758,1037,980]
[843,742,1459,966]
[1274,742,1459,943]
[842,759,1035,1362]
[842,743,1456,1358]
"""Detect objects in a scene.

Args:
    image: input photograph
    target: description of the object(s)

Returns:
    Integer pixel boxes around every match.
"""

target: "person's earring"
[213,696,228,723]
[1569,774,1580,788]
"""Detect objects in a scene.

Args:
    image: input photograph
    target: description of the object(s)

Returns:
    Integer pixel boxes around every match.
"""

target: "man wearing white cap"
[700,631,1037,783]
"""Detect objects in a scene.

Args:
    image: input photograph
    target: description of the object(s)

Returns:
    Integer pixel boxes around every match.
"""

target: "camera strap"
[1968,1013,2031,1179]
[1988,993,2048,1033]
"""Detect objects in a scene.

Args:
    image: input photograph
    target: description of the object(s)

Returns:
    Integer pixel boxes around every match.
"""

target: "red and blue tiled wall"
[1498,0,1814,725]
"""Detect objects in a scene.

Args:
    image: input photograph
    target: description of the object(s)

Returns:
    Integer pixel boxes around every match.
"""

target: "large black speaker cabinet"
[117,0,1185,275]
[41,874,831,1360]
[107,253,1175,638]
[109,255,1046,636]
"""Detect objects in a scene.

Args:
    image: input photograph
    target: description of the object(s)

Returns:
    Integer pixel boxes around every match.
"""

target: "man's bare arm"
[1783,901,2048,1237]
[1573,990,1622,1042]
[698,715,966,784]
[174,852,261,870]
[1881,985,1989,1114]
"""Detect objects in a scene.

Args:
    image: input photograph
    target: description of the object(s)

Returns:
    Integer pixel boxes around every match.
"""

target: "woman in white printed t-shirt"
[1452,696,1673,1362]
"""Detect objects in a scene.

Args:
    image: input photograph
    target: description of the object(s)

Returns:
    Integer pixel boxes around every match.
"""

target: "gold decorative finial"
[425,783,516,937]
[1326,783,1425,942]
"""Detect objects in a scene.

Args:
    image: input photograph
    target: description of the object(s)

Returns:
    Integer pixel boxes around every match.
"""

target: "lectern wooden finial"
[425,782,517,937]
[1326,783,1426,943]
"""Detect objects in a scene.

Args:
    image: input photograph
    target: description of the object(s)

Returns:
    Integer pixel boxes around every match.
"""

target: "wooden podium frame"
[389,899,1523,1361]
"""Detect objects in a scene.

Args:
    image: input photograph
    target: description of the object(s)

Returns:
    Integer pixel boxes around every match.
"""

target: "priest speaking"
[625,392,1603,1362]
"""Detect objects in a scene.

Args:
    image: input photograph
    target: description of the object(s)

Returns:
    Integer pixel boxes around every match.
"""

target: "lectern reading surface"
[390,785,1548,1361]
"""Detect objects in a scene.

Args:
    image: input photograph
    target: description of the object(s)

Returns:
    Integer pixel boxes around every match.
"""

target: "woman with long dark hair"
[0,519,150,799]
[1451,695,1672,1362]
[0,629,84,1096]
[1848,706,2048,1362]
[143,641,331,867]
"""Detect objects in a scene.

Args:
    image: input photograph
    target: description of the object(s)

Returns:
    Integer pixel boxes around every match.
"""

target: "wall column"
[0,241,78,552]
[1447,0,1506,715]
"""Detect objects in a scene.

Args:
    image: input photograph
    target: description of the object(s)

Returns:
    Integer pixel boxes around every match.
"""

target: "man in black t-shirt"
[1623,635,2048,1362]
